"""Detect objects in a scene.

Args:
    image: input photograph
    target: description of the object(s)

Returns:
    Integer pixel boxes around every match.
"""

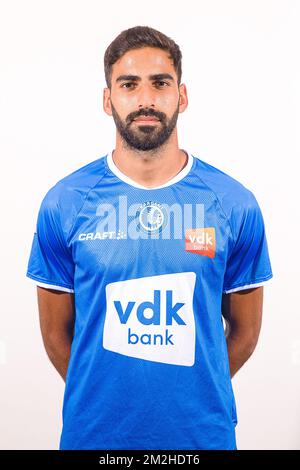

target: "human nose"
[136,83,156,109]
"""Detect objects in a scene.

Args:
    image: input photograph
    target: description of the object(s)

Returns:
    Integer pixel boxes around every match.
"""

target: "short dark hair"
[104,25,182,89]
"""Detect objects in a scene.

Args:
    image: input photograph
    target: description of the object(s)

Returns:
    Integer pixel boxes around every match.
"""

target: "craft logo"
[185,228,216,258]
[103,272,196,366]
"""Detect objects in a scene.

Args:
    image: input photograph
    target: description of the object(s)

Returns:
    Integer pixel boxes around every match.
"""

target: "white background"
[0,0,299,449]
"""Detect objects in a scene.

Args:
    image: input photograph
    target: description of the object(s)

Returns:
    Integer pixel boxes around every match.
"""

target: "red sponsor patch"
[185,228,216,258]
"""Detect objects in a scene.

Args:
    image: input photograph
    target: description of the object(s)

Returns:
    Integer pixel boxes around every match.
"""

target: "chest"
[69,190,231,283]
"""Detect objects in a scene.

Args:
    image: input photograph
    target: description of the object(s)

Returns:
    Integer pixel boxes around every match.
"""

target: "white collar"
[106,150,194,190]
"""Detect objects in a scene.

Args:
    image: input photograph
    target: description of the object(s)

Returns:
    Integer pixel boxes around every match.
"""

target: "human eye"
[154,80,169,88]
[121,82,136,89]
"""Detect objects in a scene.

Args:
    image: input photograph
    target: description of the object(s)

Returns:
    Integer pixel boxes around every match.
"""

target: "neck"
[112,132,188,189]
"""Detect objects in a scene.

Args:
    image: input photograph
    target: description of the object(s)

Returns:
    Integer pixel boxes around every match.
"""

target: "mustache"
[127,108,166,123]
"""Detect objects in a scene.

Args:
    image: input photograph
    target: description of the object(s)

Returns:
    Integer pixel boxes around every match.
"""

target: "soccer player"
[26,25,273,450]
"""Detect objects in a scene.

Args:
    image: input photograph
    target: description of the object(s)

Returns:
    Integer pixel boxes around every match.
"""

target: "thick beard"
[110,101,180,151]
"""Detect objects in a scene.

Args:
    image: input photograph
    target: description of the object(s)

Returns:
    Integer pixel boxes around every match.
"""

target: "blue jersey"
[26,150,273,450]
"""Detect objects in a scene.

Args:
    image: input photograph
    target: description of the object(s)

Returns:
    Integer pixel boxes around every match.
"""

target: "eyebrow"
[115,73,175,83]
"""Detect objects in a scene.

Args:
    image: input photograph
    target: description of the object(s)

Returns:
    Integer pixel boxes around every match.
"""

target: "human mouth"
[133,116,160,123]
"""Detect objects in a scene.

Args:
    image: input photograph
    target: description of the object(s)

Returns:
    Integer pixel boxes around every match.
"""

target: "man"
[26,25,273,450]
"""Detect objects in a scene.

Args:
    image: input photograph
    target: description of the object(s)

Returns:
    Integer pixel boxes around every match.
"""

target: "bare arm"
[222,287,264,379]
[37,286,75,382]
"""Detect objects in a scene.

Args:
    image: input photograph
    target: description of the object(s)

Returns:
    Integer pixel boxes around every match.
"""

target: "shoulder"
[54,154,107,196]
[192,155,264,240]
[41,155,107,209]
[192,155,259,214]
[37,155,108,234]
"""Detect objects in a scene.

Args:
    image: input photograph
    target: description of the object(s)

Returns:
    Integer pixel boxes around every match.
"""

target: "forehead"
[112,47,176,77]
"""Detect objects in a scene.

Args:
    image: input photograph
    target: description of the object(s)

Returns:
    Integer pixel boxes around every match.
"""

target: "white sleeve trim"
[27,277,74,293]
[223,278,272,294]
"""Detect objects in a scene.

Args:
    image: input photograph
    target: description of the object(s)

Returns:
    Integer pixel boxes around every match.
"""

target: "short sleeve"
[223,192,273,294]
[26,187,75,292]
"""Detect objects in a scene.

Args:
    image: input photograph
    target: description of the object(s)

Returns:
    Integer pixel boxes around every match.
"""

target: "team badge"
[135,201,168,234]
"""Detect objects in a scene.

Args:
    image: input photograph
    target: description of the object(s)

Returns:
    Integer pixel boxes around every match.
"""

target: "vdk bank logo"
[103,272,196,366]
